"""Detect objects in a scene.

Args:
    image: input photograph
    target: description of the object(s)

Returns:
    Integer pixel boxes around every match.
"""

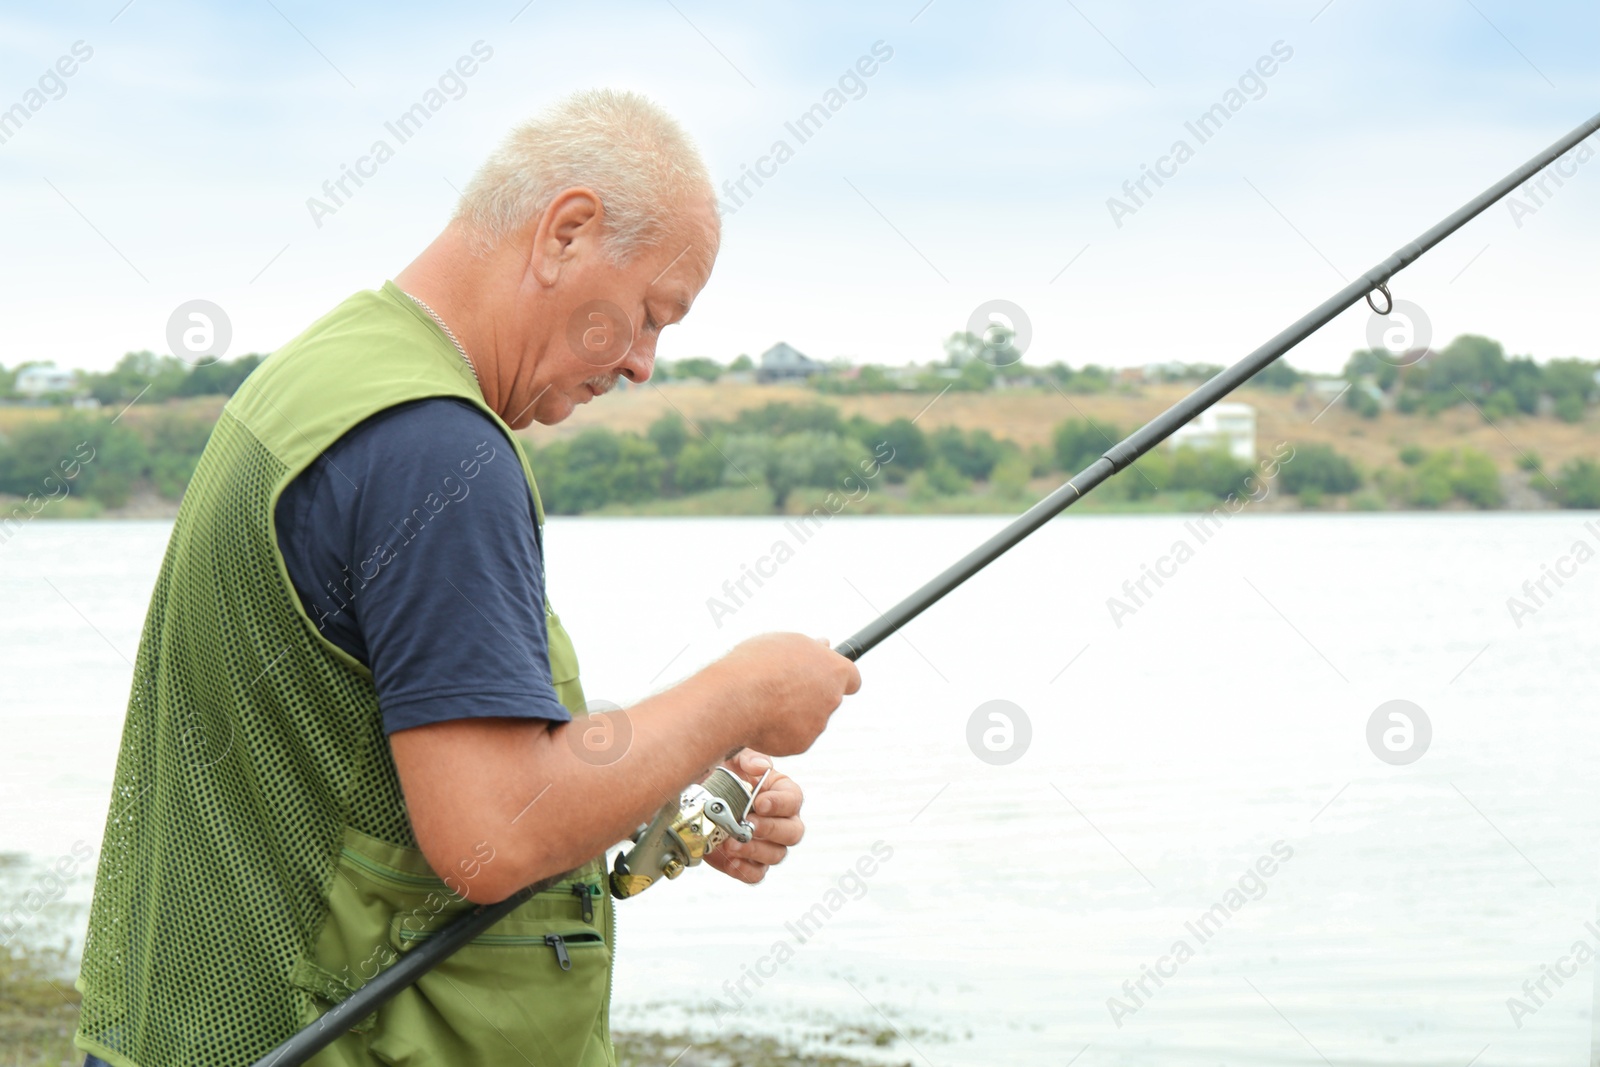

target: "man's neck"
[395,226,514,416]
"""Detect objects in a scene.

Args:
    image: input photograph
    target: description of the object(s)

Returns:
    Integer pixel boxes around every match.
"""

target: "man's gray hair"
[455,89,713,262]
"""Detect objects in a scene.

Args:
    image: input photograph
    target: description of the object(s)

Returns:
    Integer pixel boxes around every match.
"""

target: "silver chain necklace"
[401,290,480,387]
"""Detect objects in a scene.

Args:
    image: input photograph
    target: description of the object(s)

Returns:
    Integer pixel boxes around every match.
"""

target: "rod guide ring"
[1365,283,1394,316]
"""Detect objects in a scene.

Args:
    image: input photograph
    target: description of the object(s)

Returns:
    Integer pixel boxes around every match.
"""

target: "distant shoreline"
[0,481,1567,524]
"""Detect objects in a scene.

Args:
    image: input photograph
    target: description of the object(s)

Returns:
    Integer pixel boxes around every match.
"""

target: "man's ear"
[527,188,603,288]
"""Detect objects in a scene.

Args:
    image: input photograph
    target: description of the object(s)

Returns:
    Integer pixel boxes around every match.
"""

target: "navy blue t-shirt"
[270,396,571,734]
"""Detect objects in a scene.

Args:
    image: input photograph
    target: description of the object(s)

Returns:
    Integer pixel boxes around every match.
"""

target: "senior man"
[75,89,860,1067]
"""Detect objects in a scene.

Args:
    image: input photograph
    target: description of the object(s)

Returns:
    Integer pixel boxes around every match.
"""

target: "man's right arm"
[390,632,860,903]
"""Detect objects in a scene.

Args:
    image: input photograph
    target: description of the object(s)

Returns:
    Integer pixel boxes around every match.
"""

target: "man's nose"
[618,336,655,384]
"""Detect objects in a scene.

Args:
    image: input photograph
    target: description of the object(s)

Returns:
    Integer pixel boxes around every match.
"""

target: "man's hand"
[703,748,804,885]
[714,634,860,757]
[392,632,853,903]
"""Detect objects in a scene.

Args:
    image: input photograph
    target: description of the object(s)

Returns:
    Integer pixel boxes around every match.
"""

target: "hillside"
[524,380,1599,476]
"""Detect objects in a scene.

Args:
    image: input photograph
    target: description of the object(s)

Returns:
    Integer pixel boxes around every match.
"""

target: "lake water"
[3,514,1599,1066]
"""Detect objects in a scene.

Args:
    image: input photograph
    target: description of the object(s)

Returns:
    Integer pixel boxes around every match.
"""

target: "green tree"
[1452,449,1502,508]
[1398,448,1502,509]
[727,402,845,438]
[672,440,725,493]
[1554,393,1586,423]
[909,458,970,500]
[82,351,187,405]
[1555,458,1600,508]
[1167,446,1253,498]
[1342,349,1400,393]
[646,413,689,460]
[1543,358,1596,422]
[930,426,1003,480]
[1410,452,1456,507]
[532,429,665,513]
[956,360,995,391]
[669,357,723,383]
[142,410,215,499]
[874,418,928,480]
[181,354,263,397]
[1252,359,1304,391]
[1279,444,1360,495]
[0,413,149,507]
[1346,386,1380,418]
[721,431,861,508]
[1052,418,1119,474]
[990,450,1030,500]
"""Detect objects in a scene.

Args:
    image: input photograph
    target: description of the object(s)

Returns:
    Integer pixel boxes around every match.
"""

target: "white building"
[1168,401,1255,462]
[15,364,77,398]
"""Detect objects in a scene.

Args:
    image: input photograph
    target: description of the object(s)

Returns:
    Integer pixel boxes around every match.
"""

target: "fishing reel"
[610,766,771,899]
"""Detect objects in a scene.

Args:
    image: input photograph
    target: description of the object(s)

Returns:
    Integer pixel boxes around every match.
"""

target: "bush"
[671,440,724,494]
[646,413,689,460]
[1453,450,1501,508]
[1167,446,1253,498]
[1389,448,1502,509]
[930,426,1004,480]
[720,431,863,508]
[727,402,844,438]
[142,411,216,499]
[0,413,149,507]
[1252,360,1304,391]
[1052,418,1119,474]
[667,357,722,382]
[532,429,665,513]
[83,350,263,405]
[1554,392,1586,423]
[874,418,928,479]
[909,458,970,501]
[1279,443,1360,495]
[989,451,1031,500]
[1556,458,1600,508]
[1346,387,1380,418]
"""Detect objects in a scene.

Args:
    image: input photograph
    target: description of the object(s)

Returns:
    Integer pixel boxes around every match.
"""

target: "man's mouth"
[582,375,617,400]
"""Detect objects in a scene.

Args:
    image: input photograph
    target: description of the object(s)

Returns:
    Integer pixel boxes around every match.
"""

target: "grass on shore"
[0,951,900,1067]
[1,943,82,1067]
[583,477,1263,519]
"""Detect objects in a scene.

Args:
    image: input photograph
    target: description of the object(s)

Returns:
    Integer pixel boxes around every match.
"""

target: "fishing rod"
[249,107,1600,1067]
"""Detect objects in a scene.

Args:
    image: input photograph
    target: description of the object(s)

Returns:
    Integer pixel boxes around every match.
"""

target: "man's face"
[518,200,718,427]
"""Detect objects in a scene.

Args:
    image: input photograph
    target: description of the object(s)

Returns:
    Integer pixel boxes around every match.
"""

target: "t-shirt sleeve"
[274,396,572,735]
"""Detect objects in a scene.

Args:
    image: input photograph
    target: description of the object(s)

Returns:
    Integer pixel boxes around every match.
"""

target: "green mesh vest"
[75,281,618,1067]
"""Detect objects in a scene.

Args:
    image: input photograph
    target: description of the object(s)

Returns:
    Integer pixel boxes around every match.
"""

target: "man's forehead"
[649,234,716,298]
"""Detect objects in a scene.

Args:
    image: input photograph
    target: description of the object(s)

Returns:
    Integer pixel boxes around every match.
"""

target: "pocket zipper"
[340,846,451,891]
[396,927,603,971]
[570,882,600,923]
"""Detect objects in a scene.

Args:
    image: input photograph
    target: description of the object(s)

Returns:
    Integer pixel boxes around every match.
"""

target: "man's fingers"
[842,659,862,695]
[744,813,804,848]
[751,777,802,818]
[725,858,767,884]
[724,838,787,866]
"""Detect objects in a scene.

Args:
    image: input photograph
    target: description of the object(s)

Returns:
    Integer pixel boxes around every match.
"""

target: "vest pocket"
[299,827,612,1067]
[368,913,611,1067]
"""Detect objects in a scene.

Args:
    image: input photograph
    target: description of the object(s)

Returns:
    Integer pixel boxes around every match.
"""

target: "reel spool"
[609,766,768,899]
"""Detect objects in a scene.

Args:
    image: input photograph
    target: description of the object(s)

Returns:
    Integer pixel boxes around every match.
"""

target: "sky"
[1,0,1597,377]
